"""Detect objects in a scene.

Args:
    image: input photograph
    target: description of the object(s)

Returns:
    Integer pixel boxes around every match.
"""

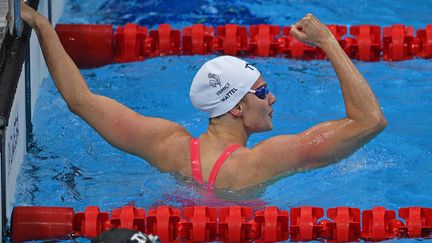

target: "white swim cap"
[190,56,261,118]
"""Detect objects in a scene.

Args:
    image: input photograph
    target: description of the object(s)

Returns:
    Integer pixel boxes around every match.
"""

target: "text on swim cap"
[245,63,254,70]
[220,88,238,102]
[216,82,231,96]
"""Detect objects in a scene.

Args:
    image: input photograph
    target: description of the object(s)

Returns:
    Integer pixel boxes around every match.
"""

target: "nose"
[268,92,276,105]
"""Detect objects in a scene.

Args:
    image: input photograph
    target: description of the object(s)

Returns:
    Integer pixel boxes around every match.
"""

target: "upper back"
[148,132,295,190]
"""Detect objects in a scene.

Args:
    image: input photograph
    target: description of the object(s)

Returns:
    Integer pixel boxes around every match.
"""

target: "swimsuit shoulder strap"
[190,138,203,184]
[207,144,242,188]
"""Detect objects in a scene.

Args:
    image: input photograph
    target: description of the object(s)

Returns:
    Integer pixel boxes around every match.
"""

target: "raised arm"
[291,14,386,126]
[247,14,387,184]
[291,14,387,165]
[20,3,191,170]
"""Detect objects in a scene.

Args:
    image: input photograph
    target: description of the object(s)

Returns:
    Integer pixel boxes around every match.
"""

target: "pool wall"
[0,0,64,238]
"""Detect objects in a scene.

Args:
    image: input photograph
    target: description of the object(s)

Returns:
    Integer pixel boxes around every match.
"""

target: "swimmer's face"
[242,76,276,133]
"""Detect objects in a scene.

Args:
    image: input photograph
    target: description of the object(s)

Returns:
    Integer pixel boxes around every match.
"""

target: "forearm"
[33,15,91,109]
[320,36,385,123]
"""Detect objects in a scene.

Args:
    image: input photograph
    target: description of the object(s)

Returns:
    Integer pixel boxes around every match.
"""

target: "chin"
[260,124,273,132]
[266,120,273,130]
[246,120,273,133]
[248,126,270,134]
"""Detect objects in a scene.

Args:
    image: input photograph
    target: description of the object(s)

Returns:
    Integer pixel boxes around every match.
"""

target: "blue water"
[15,0,432,242]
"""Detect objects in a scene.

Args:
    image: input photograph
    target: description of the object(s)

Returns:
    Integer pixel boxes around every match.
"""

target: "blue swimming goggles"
[248,86,270,99]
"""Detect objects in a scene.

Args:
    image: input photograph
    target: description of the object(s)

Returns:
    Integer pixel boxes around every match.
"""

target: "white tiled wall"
[0,1,65,241]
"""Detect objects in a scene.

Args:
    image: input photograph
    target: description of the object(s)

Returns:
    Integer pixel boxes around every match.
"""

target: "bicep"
[298,118,384,168]
[253,118,382,175]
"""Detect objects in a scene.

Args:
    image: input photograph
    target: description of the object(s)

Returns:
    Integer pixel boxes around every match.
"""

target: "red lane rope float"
[54,23,432,69]
[182,24,214,55]
[113,23,149,63]
[55,24,114,68]
[10,205,432,242]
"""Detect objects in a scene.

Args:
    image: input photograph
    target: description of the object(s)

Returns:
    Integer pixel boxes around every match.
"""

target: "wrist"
[319,34,340,53]
[33,14,50,30]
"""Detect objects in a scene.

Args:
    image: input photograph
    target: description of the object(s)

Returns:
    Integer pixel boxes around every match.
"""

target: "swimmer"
[20,4,386,190]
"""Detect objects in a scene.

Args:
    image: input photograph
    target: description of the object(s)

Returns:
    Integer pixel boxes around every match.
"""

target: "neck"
[202,115,249,146]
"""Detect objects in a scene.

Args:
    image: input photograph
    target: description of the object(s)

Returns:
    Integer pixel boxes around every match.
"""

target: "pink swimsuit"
[190,138,241,188]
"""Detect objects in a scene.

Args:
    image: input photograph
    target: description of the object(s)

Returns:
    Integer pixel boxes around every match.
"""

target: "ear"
[229,103,243,118]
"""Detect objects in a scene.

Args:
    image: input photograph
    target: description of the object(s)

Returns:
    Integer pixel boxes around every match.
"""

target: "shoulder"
[216,136,308,189]
[138,125,193,173]
[215,146,277,189]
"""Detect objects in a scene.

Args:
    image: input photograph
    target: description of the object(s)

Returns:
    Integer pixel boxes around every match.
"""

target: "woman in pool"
[20,3,386,190]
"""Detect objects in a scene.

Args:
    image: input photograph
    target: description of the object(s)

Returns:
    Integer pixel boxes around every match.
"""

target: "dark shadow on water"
[52,163,84,201]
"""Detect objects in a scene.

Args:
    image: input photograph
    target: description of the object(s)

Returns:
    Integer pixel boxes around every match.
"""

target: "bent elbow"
[370,115,387,134]
[67,102,81,115]
[66,92,91,115]
[378,116,388,130]
[65,95,84,114]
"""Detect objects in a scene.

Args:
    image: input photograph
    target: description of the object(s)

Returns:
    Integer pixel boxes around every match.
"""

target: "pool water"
[15,0,432,241]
